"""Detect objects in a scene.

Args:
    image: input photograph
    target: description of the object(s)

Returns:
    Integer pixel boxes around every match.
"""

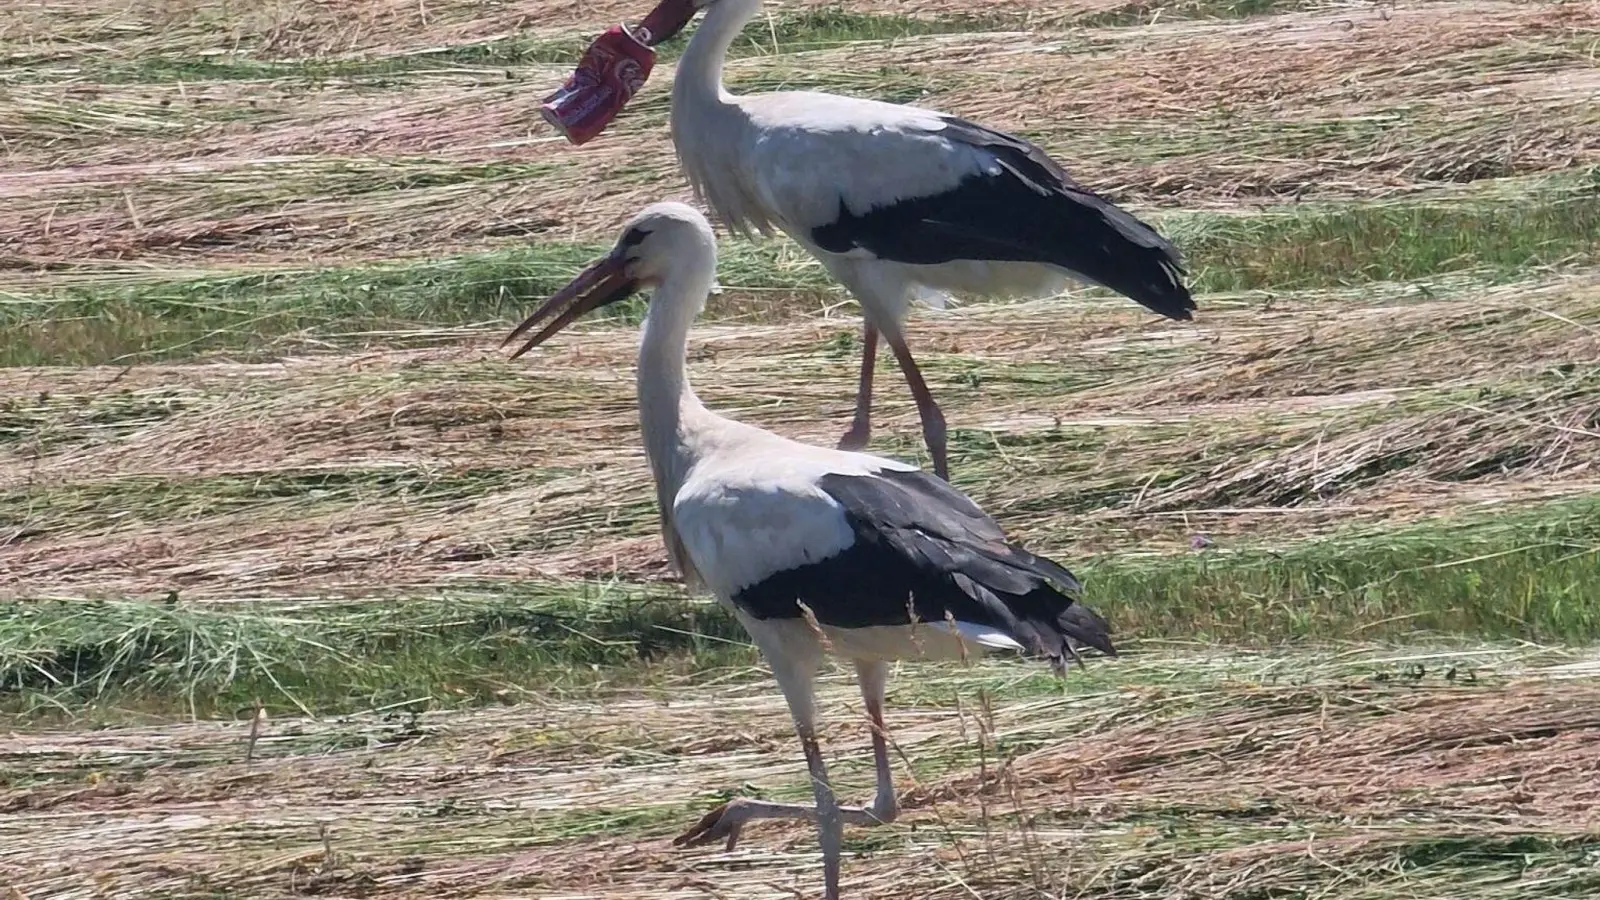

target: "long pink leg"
[856,660,898,824]
[837,323,878,451]
[884,331,949,481]
[674,657,853,900]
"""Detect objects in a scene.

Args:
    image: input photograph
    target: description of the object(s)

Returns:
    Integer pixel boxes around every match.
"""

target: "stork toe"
[672,799,750,851]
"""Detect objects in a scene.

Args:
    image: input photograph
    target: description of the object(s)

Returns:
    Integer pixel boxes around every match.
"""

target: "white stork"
[595,0,1195,480]
[503,201,1117,900]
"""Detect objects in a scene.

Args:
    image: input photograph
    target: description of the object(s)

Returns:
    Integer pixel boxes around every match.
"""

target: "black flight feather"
[809,115,1195,323]
[731,469,1116,668]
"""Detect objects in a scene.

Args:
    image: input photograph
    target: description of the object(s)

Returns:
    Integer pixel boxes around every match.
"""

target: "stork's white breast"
[671,435,915,599]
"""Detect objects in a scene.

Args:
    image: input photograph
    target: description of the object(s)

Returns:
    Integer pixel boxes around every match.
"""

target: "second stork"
[623,0,1196,479]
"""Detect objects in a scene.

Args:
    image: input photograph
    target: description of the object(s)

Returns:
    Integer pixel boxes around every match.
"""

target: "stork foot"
[672,799,753,852]
[836,421,871,452]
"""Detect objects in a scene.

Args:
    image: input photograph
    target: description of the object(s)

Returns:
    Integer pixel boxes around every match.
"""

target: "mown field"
[3,0,1599,897]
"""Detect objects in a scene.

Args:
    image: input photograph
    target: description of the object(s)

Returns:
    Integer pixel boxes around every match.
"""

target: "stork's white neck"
[669,0,777,236]
[674,0,761,105]
[635,258,720,508]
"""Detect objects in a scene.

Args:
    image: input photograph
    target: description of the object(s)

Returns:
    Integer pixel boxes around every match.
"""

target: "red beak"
[501,252,639,359]
[638,0,700,45]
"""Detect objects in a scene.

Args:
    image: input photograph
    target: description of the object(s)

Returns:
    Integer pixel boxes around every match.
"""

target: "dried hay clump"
[968,679,1600,829]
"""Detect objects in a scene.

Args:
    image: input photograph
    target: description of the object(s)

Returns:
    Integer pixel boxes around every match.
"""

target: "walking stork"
[588,0,1195,479]
[503,201,1117,900]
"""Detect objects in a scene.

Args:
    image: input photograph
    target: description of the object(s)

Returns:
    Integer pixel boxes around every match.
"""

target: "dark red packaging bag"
[540,25,655,146]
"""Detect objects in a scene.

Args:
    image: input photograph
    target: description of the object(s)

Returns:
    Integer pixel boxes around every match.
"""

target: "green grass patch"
[4,498,1597,719]
[7,185,1597,366]
[0,246,606,367]
[1183,189,1600,292]
[0,584,756,720]
[1099,498,1600,645]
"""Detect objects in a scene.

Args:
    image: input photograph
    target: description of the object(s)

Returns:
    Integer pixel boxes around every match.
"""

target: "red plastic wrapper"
[540,25,655,146]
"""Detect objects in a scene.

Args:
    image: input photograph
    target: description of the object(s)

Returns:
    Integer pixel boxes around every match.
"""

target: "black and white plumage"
[503,202,1116,900]
[734,468,1113,665]
[809,117,1193,322]
[612,0,1195,480]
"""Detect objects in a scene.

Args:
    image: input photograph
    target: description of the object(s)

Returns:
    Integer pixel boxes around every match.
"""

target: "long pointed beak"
[502,252,638,359]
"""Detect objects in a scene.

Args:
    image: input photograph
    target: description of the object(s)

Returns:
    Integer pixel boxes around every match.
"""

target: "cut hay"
[3,646,1596,898]
[4,274,1595,598]
[4,1,1596,266]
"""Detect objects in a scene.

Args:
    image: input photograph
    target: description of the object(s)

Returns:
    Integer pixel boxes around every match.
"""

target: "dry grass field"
[3,0,1600,897]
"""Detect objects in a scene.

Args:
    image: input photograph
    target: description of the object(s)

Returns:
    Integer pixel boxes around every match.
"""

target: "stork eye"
[622,227,651,248]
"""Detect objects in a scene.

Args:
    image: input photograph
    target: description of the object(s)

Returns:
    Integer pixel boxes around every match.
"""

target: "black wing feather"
[810,115,1195,322]
[732,469,1116,668]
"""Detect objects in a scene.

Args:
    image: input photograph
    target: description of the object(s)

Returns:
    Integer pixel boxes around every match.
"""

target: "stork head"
[503,202,716,359]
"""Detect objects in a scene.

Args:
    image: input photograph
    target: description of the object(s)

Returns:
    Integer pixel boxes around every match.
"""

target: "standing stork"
[504,202,1117,900]
[581,0,1196,479]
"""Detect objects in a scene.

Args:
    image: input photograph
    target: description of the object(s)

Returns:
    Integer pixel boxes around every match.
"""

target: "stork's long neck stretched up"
[673,0,759,106]
[635,244,722,515]
[669,0,772,236]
